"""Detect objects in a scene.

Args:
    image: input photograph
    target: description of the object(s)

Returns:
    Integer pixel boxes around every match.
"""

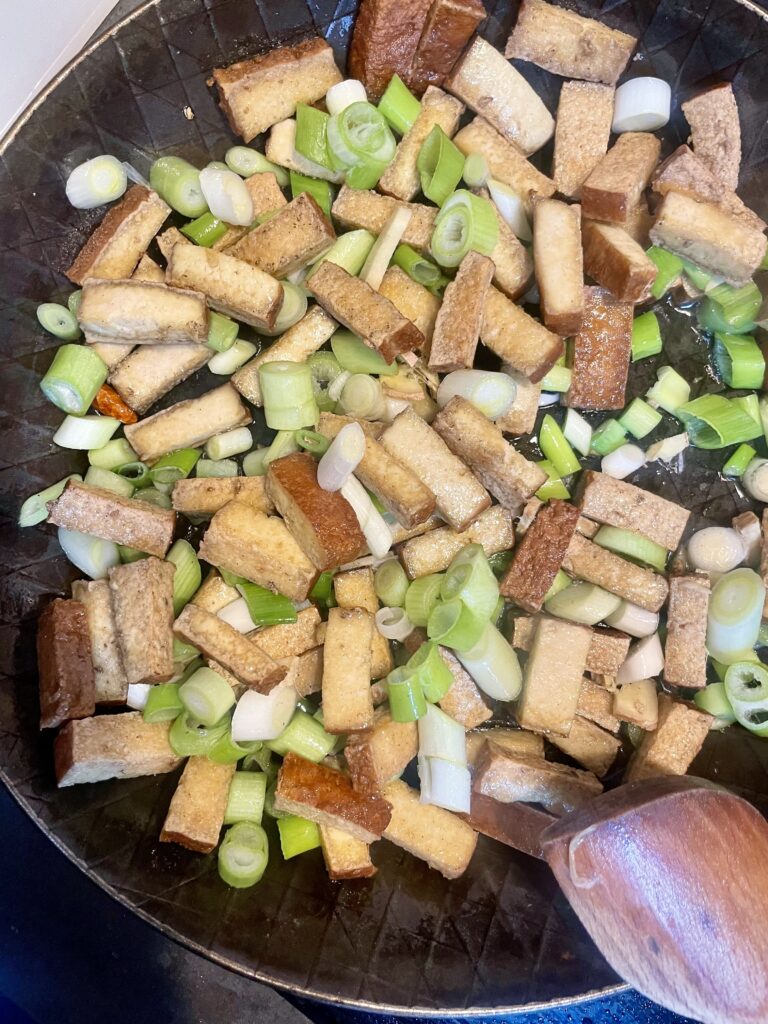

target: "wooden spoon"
[538,776,768,1024]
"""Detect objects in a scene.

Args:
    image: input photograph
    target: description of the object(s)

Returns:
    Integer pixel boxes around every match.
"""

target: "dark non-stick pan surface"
[1,0,768,1013]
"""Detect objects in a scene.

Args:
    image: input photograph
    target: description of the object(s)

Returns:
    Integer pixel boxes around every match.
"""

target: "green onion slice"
[405,641,454,703]
[289,169,333,218]
[392,243,445,289]
[619,398,663,440]
[331,329,397,376]
[594,526,667,572]
[535,460,570,501]
[150,448,200,489]
[591,419,628,457]
[427,597,486,652]
[295,104,332,169]
[277,815,321,859]
[631,311,663,362]
[646,245,683,299]
[266,709,335,762]
[18,474,82,528]
[677,394,762,449]
[404,573,444,627]
[417,125,465,207]
[374,559,409,608]
[218,822,269,887]
[378,74,421,136]
[713,332,765,389]
[259,360,318,431]
[83,466,135,498]
[386,666,428,722]
[723,443,756,478]
[181,211,228,247]
[440,544,499,622]
[294,428,330,455]
[150,156,207,218]
[167,538,202,615]
[178,667,235,728]
[225,146,289,186]
[430,189,498,268]
[40,343,107,415]
[539,414,581,476]
[327,102,396,186]
[143,682,182,723]
[224,772,267,822]
[37,303,81,341]
[693,682,736,727]
[169,712,229,757]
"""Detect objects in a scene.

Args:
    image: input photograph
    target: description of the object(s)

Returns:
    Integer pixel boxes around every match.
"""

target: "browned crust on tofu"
[581,221,657,303]
[321,607,375,734]
[577,677,620,733]
[71,579,128,706]
[345,709,418,794]
[67,186,170,285]
[275,752,392,841]
[625,695,712,783]
[681,83,741,192]
[78,278,209,344]
[47,480,176,558]
[547,715,621,777]
[474,742,602,815]
[437,647,493,728]
[54,713,180,787]
[562,533,669,612]
[349,0,433,101]
[309,262,425,363]
[517,617,592,736]
[251,607,322,660]
[160,757,235,853]
[511,616,630,676]
[319,826,377,879]
[409,0,486,94]
[171,476,274,517]
[553,82,615,200]
[109,558,176,684]
[663,575,710,689]
[533,198,584,335]
[379,267,441,353]
[576,470,691,551]
[37,599,96,729]
[225,193,336,277]
[564,286,633,410]
[398,505,514,579]
[481,286,564,383]
[465,728,545,765]
[505,0,636,84]
[500,500,579,612]
[581,133,661,224]
[460,793,553,858]
[108,343,211,416]
[333,568,393,681]
[428,251,494,371]
[266,452,366,570]
[332,187,437,252]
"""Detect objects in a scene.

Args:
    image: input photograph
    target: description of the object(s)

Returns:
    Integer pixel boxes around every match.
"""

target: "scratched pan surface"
[2,0,768,1014]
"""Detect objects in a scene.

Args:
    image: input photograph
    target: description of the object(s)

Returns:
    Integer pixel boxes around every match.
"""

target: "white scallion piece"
[231,681,298,742]
[326,79,368,116]
[612,78,671,133]
[742,458,768,502]
[317,421,366,491]
[604,601,659,638]
[208,340,257,375]
[486,178,532,241]
[545,582,622,626]
[563,408,593,457]
[66,155,128,209]
[601,443,646,479]
[417,704,466,765]
[375,606,413,641]
[340,475,393,557]
[616,633,665,685]
[418,755,472,814]
[58,527,120,579]
[126,683,152,710]
[436,369,516,421]
[199,165,254,226]
[360,207,412,290]
[382,396,411,421]
[205,426,253,461]
[538,392,560,408]
[455,622,523,701]
[687,527,746,574]
[328,370,352,403]
[53,414,121,451]
[217,598,258,634]
[122,161,149,187]
[646,432,689,462]
[706,568,765,664]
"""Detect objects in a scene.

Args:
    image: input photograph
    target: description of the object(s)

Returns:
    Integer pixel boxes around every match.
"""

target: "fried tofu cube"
[495,369,541,435]
[160,757,235,853]
[409,0,486,94]
[54,712,181,787]
[251,607,322,661]
[78,278,209,345]
[71,580,128,706]
[625,695,712,782]
[582,221,657,303]
[576,470,691,551]
[171,476,274,518]
[109,558,175,685]
[564,286,633,410]
[474,742,602,815]
[533,198,584,336]
[345,709,418,794]
[334,568,393,681]
[321,607,375,734]
[517,617,592,736]
[553,82,615,199]
[562,533,669,612]
[398,505,514,579]
[37,599,96,730]
[480,286,564,383]
[546,716,621,777]
[379,267,441,352]
[428,251,494,372]
[682,83,741,192]
[348,0,433,101]
[500,499,580,612]
[319,826,377,880]
[331,186,437,251]
[225,193,335,277]
[663,575,710,689]
[381,779,478,878]
[581,133,661,224]
[465,728,544,765]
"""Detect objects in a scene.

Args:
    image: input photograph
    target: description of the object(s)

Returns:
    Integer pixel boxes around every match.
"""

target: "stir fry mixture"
[25,0,768,888]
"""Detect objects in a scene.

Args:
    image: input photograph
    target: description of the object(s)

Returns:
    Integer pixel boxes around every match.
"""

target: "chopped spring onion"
[118,544,147,563]
[545,581,621,625]
[142,682,182,723]
[308,229,375,279]
[677,394,762,449]
[242,450,268,476]
[462,152,490,189]
[225,146,289,186]
[742,457,768,502]
[218,822,269,887]
[361,207,413,289]
[406,641,454,702]
[590,419,628,457]
[616,633,665,685]
[375,606,413,641]
[196,458,238,478]
[178,667,235,727]
[242,745,273,774]
[374,559,409,608]
[733,393,761,427]
[405,573,445,627]
[65,155,127,209]
[58,527,120,579]
[707,568,765,665]
[199,164,254,226]
[561,409,592,457]
[224,772,267,824]
[67,290,82,315]
[378,74,421,135]
[295,428,330,456]
[169,712,229,757]
[646,432,689,462]
[441,544,498,622]
[431,190,498,268]
[83,465,134,498]
[37,303,81,341]
[309,350,343,411]
[486,178,531,241]
[150,156,207,218]
[327,101,396,188]
[18,474,81,528]
[612,77,671,132]
[535,461,570,500]
[427,597,485,653]
[601,443,646,480]
[205,426,252,461]
[631,311,663,362]
[218,598,257,633]
[53,414,120,450]
[264,429,300,467]
[605,600,659,638]
[260,361,318,430]
[309,570,336,609]
[277,815,321,859]
[208,339,258,375]
[723,661,768,736]
[687,527,745,574]
[713,332,765,389]
[646,246,683,298]
[340,475,393,557]
[150,448,200,489]
[539,414,581,477]
[436,369,516,421]
[206,312,239,353]
[231,682,299,742]
[88,437,136,470]
[126,683,152,710]
[181,211,228,247]
[289,169,333,218]
[331,329,397,376]
[340,373,386,420]
[419,755,472,814]
[594,526,667,572]
[326,78,367,116]
[392,244,445,289]
[698,297,752,336]
[619,398,662,439]
[646,366,690,415]
[706,281,762,334]
[208,730,260,765]
[295,103,332,169]
[237,580,297,627]
[167,539,201,614]
[455,621,522,701]
[540,365,572,393]
[266,709,335,762]
[417,126,465,207]
[693,683,736,728]
[133,486,172,509]
[173,636,200,665]
[386,666,428,722]
[544,568,572,602]
[418,702,466,765]
[317,421,366,491]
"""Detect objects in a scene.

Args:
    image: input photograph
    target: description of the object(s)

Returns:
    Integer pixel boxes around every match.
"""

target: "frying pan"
[1,0,768,1014]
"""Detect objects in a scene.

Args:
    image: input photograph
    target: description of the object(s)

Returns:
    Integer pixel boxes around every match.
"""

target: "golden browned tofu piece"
[505,0,636,84]
[381,406,490,531]
[379,267,440,353]
[198,503,317,602]
[78,279,208,345]
[613,678,659,731]
[563,533,669,612]
[266,452,365,571]
[37,599,96,730]
[251,607,322,660]
[225,193,335,277]
[495,370,541,435]
[532,198,584,336]
[664,575,710,689]
[433,396,546,510]
[480,286,564,383]
[437,647,493,728]
[379,86,464,201]
[321,607,375,734]
[517,617,591,736]
[581,133,661,224]
[211,172,289,251]
[213,37,342,142]
[332,186,437,251]
[171,476,274,518]
[547,716,621,777]
[381,779,478,878]
[334,568,393,681]
[481,193,534,301]
[682,83,741,192]
[511,616,630,676]
[625,695,712,783]
[287,647,324,698]
[409,0,486,94]
[319,826,377,880]
[577,470,691,550]
[577,677,620,733]
[582,221,657,303]
[348,0,433,100]
[191,571,239,615]
[47,479,176,558]
[553,82,615,199]
[465,728,544,765]
[160,757,235,853]
[345,709,418,794]
[428,251,494,372]
[156,226,188,262]
[109,343,210,416]
[67,185,170,285]
[71,580,128,706]
[109,558,175,685]
[133,254,165,282]
[474,742,602,815]
[564,286,633,410]
[54,712,181,787]
[447,37,553,154]
[501,500,579,612]
[398,505,513,578]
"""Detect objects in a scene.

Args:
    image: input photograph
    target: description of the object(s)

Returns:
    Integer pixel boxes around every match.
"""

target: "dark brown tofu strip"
[564,286,633,410]
[500,500,580,612]
[37,599,96,730]
[408,0,486,94]
[428,251,494,372]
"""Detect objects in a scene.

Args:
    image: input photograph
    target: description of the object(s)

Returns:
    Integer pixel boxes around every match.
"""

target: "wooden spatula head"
[541,776,768,1024]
